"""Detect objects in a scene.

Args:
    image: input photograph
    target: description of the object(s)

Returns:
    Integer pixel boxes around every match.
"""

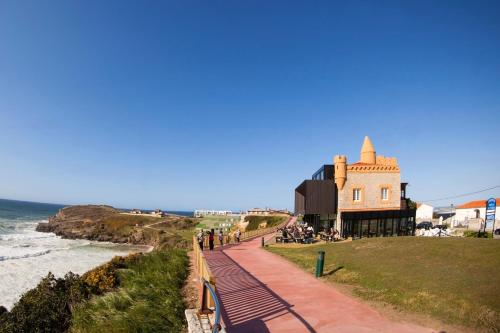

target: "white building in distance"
[194,210,233,218]
[416,203,434,221]
[453,198,499,230]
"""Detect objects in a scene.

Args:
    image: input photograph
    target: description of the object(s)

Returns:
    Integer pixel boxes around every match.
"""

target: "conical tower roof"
[360,136,376,163]
[361,136,375,153]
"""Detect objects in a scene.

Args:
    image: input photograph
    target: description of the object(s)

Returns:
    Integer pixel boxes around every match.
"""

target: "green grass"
[193,215,240,230]
[244,215,287,231]
[267,237,500,331]
[70,249,189,333]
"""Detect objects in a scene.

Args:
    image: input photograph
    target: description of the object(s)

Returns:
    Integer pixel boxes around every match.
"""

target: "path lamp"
[315,251,325,278]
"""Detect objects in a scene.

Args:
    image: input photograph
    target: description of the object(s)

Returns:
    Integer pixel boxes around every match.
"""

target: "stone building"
[295,136,415,239]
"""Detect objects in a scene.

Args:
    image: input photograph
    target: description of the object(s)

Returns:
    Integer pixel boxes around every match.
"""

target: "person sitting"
[275,229,283,243]
[281,229,288,243]
[333,229,340,241]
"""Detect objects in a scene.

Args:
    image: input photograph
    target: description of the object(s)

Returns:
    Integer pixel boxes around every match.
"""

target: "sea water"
[0,199,148,309]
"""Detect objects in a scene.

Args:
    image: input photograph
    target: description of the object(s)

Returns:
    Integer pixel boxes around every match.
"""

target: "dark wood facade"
[294,180,336,215]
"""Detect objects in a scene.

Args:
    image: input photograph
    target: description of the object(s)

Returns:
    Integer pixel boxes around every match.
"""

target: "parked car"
[416,221,433,230]
[494,229,500,240]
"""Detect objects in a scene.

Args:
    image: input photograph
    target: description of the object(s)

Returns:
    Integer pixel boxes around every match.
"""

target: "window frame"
[353,188,362,202]
[381,187,389,201]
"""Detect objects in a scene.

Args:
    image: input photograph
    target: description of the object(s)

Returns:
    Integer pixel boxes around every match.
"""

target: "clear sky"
[1,0,499,211]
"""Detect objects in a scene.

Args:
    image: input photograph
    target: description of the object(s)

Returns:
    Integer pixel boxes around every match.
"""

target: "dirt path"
[204,235,438,333]
[143,220,176,237]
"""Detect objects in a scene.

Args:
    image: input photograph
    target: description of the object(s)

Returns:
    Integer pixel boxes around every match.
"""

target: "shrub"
[463,230,493,238]
[0,272,90,333]
[82,253,143,294]
[81,263,117,294]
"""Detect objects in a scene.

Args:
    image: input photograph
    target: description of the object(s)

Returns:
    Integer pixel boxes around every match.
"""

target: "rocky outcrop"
[36,205,119,240]
[36,205,191,249]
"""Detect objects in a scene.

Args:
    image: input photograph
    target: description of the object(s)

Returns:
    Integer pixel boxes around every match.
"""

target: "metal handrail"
[202,278,221,333]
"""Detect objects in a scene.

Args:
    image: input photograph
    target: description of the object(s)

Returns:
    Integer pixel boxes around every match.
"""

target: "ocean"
[0,199,148,309]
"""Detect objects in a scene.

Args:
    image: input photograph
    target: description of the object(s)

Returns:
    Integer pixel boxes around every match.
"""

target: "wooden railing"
[192,235,216,310]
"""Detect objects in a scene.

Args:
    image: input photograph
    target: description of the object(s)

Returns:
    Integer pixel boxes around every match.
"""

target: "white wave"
[0,249,52,261]
[0,232,57,241]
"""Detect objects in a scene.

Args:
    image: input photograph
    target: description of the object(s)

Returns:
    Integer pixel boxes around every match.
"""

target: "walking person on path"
[235,229,241,243]
[218,230,224,247]
[197,230,204,250]
[209,229,215,251]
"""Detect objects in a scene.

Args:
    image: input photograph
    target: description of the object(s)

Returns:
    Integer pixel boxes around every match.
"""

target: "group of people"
[276,224,341,243]
[196,228,241,251]
[324,227,341,242]
[277,224,315,243]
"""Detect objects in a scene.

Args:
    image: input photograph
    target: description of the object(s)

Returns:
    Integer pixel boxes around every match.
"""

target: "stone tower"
[333,155,347,190]
[360,136,376,164]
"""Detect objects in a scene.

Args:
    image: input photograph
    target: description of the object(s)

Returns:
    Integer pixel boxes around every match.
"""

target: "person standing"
[209,229,215,251]
[197,230,204,250]
[235,229,241,243]
[218,230,224,247]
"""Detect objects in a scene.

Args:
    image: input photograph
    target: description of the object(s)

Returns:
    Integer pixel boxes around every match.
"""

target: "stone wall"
[338,171,401,211]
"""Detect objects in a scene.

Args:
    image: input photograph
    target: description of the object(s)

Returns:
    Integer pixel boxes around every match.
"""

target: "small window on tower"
[381,187,389,201]
[353,188,361,202]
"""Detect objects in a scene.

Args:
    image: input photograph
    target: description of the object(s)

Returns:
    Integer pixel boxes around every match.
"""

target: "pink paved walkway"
[204,234,438,333]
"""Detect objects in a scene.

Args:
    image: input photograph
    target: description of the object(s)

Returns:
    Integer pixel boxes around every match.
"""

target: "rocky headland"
[36,205,195,249]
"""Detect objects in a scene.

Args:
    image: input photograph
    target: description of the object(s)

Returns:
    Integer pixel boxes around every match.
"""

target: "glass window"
[361,220,369,237]
[381,187,388,200]
[353,188,361,201]
[385,218,394,236]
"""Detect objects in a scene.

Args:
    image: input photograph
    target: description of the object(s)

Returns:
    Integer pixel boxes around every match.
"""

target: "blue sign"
[487,198,496,211]
[485,198,496,231]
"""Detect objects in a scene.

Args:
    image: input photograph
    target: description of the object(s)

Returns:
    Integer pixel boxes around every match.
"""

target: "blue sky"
[0,0,499,210]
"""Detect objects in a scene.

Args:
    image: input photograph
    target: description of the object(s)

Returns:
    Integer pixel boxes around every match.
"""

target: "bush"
[0,272,90,333]
[81,263,117,294]
[463,230,493,238]
[0,253,145,333]
[82,253,142,294]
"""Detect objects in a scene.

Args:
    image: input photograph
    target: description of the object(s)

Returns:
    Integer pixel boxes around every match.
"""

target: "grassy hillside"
[267,237,500,332]
[244,215,288,231]
[71,249,188,333]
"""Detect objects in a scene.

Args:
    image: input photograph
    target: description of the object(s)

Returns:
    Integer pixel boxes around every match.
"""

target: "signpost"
[481,198,496,237]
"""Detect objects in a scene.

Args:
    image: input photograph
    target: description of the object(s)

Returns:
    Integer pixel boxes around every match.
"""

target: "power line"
[420,185,500,203]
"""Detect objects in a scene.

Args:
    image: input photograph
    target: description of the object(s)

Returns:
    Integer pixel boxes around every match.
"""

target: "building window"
[353,188,361,202]
[381,187,389,201]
